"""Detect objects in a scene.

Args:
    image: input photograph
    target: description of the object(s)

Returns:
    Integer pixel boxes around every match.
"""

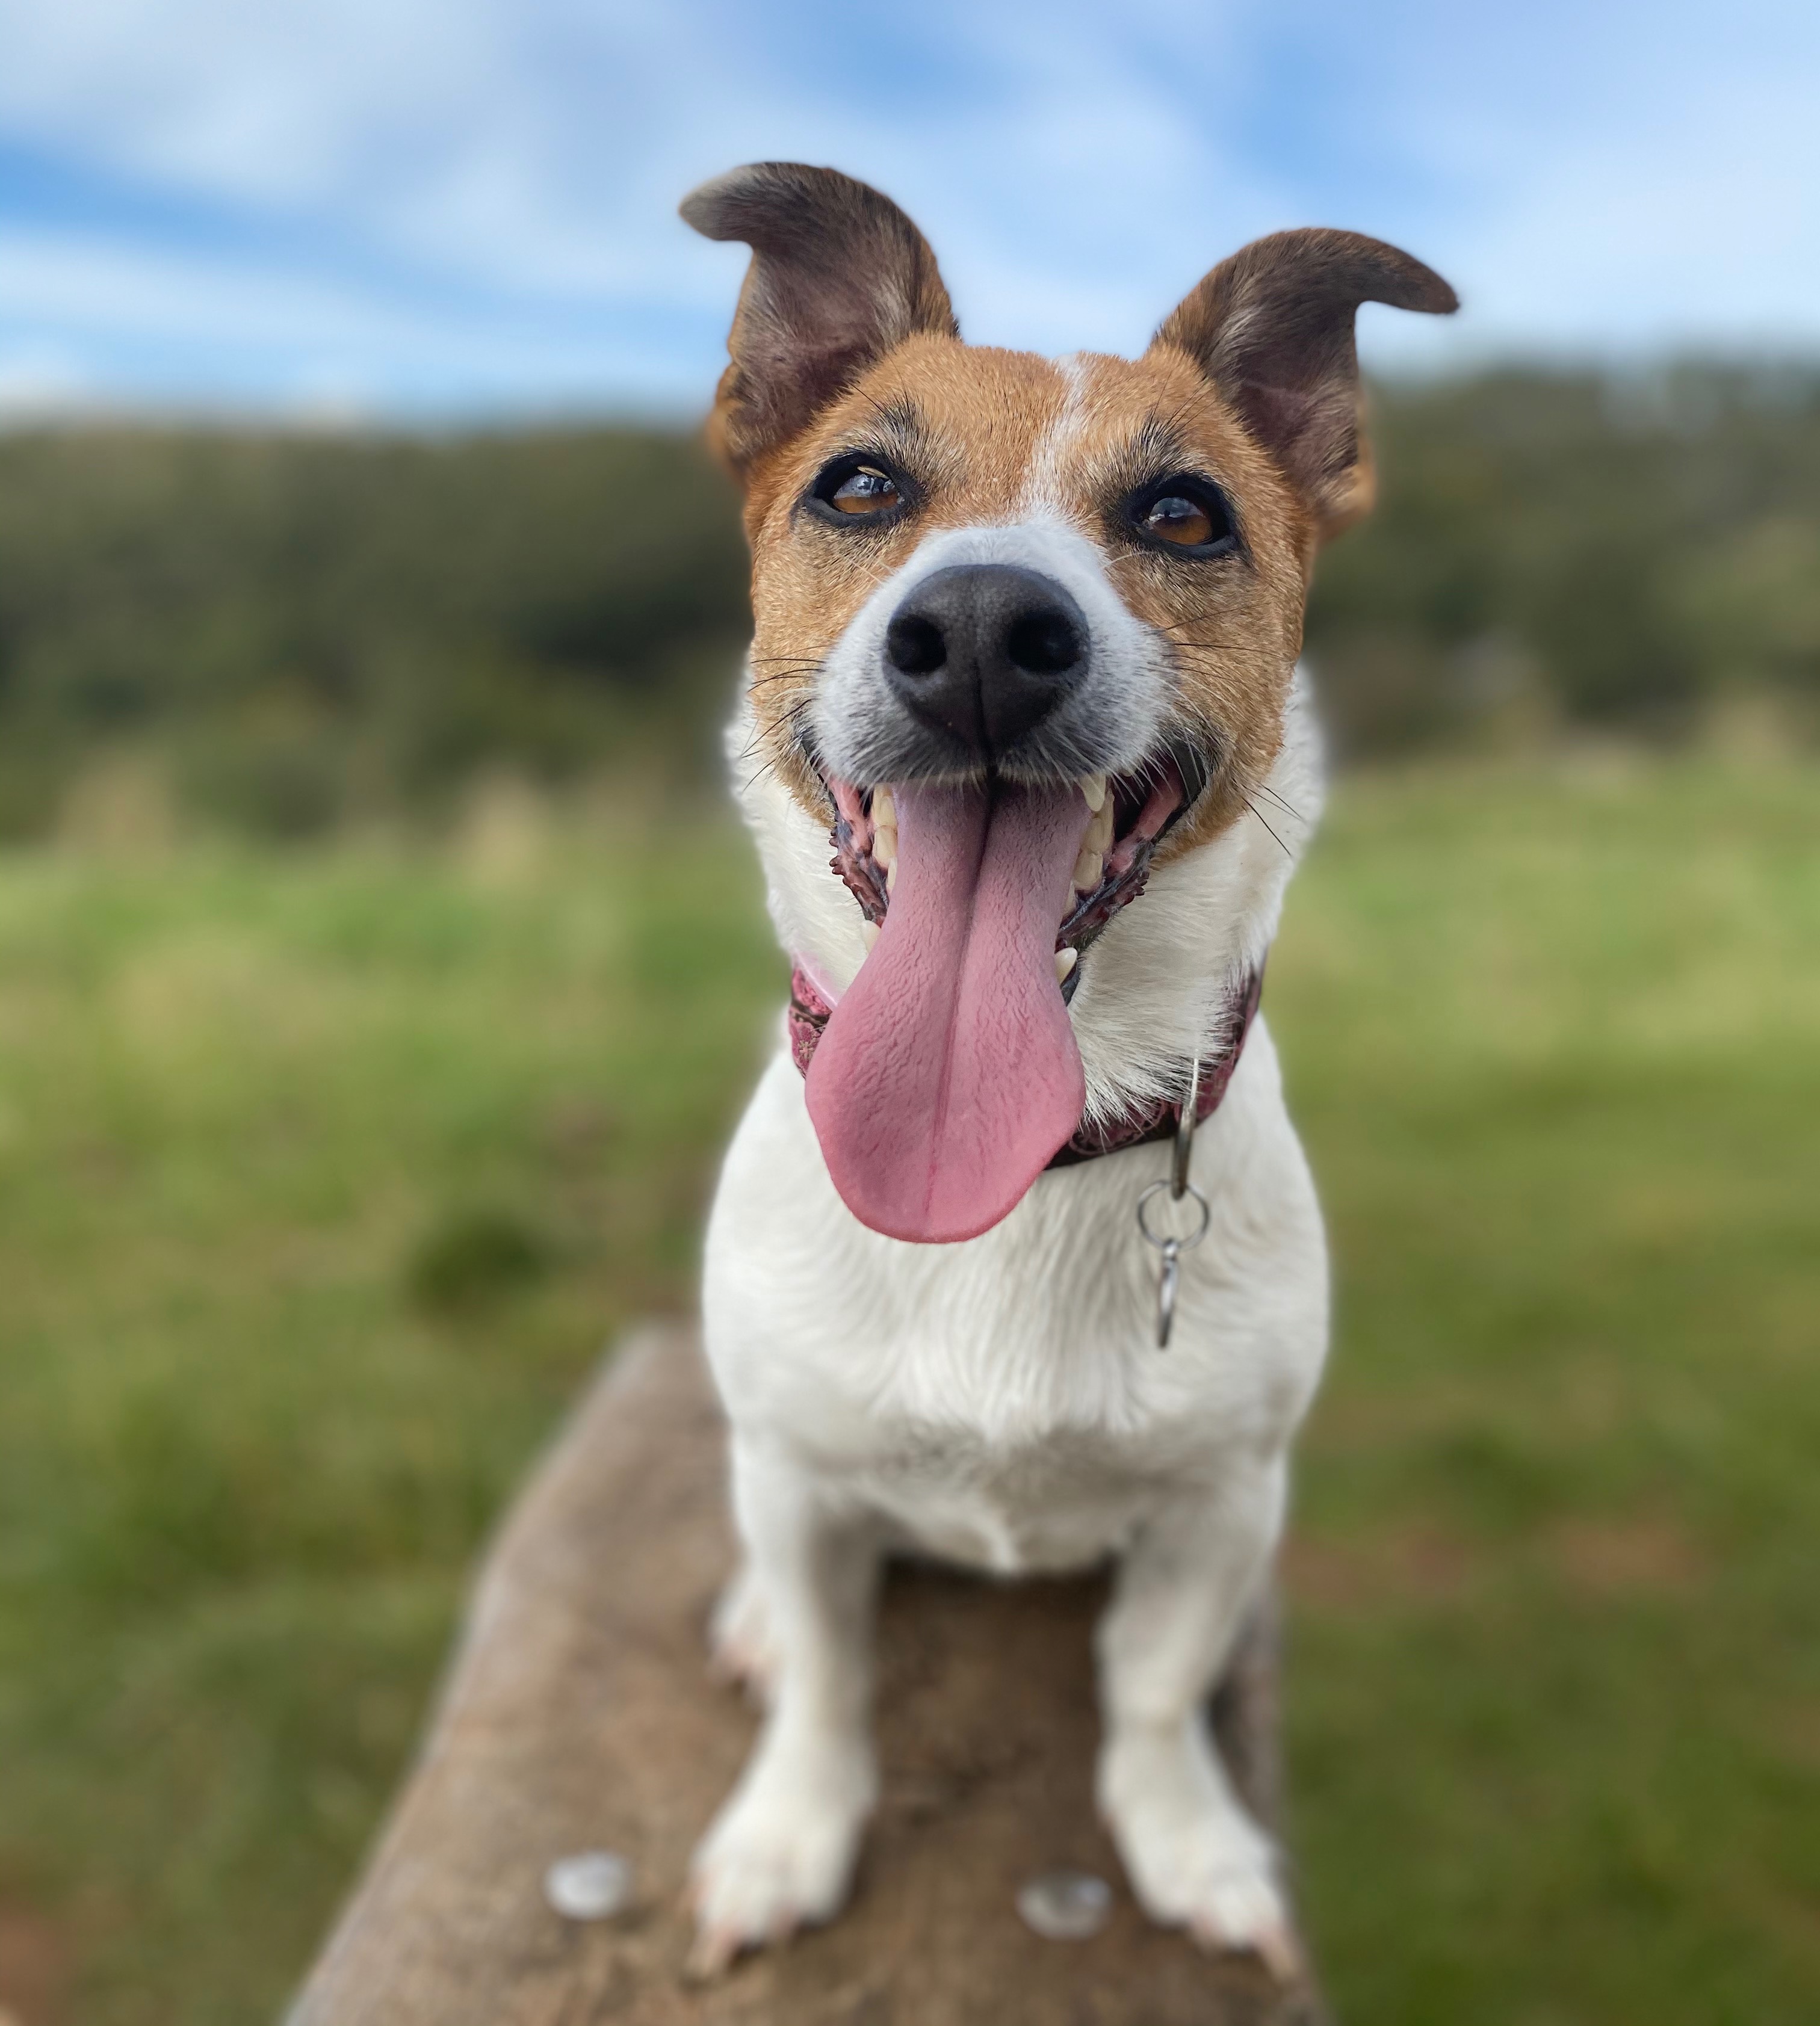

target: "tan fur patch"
[738,333,1317,847]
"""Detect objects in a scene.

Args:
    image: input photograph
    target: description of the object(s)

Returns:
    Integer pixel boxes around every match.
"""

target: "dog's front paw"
[686,1745,874,1977]
[1098,1730,1299,1980]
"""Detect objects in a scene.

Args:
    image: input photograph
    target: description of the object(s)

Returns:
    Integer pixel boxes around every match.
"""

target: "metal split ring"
[1136,1178,1212,1252]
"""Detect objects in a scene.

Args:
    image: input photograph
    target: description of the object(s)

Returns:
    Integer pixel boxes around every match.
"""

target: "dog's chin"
[797,741,1209,1246]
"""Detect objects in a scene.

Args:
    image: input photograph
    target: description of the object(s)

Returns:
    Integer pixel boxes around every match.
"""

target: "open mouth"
[800,744,1209,1246]
[825,741,1209,1001]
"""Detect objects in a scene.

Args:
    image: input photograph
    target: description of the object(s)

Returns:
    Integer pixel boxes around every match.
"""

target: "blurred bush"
[407,1204,554,1313]
[1,362,1817,839]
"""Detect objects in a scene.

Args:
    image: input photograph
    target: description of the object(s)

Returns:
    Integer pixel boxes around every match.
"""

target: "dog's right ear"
[681,162,958,480]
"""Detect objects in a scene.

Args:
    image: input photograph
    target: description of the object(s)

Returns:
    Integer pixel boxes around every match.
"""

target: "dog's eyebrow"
[846,392,935,464]
[1085,413,1228,516]
[1118,413,1197,480]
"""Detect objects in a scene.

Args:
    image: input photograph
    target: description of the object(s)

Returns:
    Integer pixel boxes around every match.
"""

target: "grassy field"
[1,759,1816,2025]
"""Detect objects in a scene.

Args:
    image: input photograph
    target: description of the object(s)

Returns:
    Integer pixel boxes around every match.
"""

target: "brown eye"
[1143,494,1214,545]
[808,454,912,527]
[1128,475,1236,556]
[828,466,899,514]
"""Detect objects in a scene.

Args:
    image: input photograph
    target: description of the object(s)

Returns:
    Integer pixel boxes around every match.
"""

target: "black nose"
[883,564,1088,764]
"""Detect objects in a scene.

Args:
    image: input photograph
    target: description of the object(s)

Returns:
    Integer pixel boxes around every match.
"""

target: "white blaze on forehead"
[1017,353,1096,525]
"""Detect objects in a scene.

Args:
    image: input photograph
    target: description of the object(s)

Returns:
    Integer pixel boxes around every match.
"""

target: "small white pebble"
[1017,1868,1111,1941]
[544,1849,634,1922]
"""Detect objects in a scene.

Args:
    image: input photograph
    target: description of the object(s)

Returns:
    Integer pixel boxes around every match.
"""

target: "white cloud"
[0,224,717,414]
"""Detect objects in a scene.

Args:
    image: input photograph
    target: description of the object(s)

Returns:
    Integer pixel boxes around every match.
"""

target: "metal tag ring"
[1171,1054,1203,1198]
[1137,1178,1211,1252]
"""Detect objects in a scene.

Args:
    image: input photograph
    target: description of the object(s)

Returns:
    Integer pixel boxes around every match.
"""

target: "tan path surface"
[289,1325,1326,2026]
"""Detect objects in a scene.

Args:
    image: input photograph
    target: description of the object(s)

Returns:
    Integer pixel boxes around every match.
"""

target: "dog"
[678,161,1455,1977]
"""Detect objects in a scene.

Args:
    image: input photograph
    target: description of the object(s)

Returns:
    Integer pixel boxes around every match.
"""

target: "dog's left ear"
[681,162,958,480]
[1151,229,1457,542]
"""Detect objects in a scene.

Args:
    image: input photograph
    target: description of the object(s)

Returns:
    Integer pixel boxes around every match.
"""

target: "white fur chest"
[701,1025,1328,1578]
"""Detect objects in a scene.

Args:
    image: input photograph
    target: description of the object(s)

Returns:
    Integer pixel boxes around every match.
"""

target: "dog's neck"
[729,667,1324,1128]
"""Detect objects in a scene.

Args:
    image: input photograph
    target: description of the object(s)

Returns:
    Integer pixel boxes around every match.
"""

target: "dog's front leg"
[1096,1459,1299,1977]
[687,1438,879,1975]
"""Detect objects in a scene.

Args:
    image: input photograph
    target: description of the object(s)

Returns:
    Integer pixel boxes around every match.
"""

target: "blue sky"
[2,0,1818,419]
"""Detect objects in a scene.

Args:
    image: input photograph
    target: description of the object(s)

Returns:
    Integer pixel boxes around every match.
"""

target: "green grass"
[1,760,1816,2024]
[1272,759,1820,2024]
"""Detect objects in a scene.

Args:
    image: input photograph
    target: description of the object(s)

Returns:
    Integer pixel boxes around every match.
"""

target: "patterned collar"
[784,960,1264,1171]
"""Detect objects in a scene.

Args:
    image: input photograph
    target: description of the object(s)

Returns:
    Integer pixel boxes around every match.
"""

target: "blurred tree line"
[1311,362,1820,755]
[0,362,1815,839]
[0,428,751,839]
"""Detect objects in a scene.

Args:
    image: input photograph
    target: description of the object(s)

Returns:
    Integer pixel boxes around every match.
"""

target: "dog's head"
[684,162,1455,1246]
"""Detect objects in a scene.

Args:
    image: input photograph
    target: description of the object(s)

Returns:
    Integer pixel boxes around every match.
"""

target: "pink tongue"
[806,780,1086,1243]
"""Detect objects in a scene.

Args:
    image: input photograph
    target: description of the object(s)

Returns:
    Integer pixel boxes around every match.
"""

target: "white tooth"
[872,785,895,826]
[1054,946,1078,983]
[873,822,897,868]
[861,918,879,951]
[1072,848,1103,892]
[1079,773,1107,814]
[1088,803,1114,854]
[887,860,897,893]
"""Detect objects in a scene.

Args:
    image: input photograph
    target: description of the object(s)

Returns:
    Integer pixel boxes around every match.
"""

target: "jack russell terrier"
[676,161,1455,1978]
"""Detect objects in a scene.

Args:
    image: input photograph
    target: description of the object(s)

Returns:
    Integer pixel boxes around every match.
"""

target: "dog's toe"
[1101,1733,1301,1981]
[1186,1875,1301,1980]
[686,1755,871,1975]
[1134,1828,1296,1980]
